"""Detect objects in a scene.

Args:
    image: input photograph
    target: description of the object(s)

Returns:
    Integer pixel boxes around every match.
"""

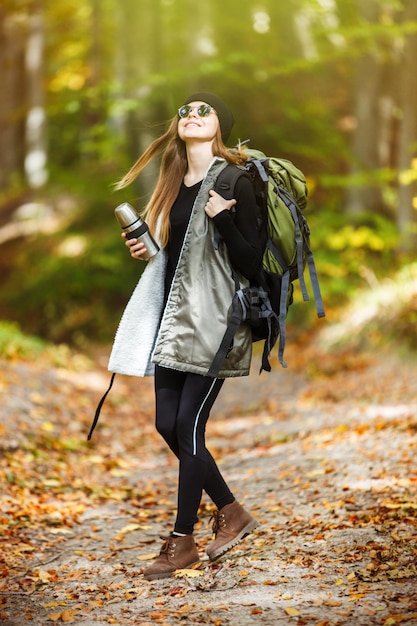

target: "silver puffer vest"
[108,158,252,379]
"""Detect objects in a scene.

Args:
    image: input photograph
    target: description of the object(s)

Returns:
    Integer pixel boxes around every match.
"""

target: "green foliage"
[1,239,143,347]
[0,0,416,349]
[307,210,399,303]
[0,321,46,359]
[0,170,145,347]
[0,321,92,370]
[285,205,400,338]
[315,262,417,353]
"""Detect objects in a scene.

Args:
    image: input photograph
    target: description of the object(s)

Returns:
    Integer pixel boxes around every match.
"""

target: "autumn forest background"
[1,0,416,357]
[1,2,417,624]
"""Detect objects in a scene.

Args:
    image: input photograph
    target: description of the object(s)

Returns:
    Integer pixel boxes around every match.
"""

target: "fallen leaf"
[37,570,52,583]
[116,523,152,536]
[167,586,189,597]
[173,568,203,578]
[138,553,157,561]
[285,607,300,616]
[61,610,76,623]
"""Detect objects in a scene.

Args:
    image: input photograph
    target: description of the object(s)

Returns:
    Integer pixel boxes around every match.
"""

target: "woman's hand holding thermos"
[114,202,159,261]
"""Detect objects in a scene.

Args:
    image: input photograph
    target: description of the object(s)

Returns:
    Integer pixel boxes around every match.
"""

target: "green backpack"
[208,148,325,377]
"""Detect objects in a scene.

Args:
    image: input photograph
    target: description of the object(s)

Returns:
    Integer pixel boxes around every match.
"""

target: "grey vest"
[108,158,252,378]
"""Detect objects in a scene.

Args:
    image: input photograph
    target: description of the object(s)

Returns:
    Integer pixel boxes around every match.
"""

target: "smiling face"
[177,101,219,144]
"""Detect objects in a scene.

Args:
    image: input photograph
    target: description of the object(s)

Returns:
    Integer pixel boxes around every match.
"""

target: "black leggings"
[154,365,235,535]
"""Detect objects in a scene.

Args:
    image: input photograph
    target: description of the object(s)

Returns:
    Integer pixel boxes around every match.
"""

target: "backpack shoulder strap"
[214,163,248,200]
[212,164,251,249]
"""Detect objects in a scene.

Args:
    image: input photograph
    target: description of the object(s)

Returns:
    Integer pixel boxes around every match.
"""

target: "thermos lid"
[114,202,141,229]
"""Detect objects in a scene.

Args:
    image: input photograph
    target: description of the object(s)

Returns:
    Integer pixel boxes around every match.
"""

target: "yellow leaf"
[388,568,400,577]
[138,553,157,561]
[88,600,104,608]
[43,479,61,487]
[335,579,344,585]
[306,469,325,477]
[74,550,93,559]
[285,607,300,616]
[173,568,203,578]
[84,584,100,591]
[30,392,45,404]
[118,523,150,535]
[324,600,342,607]
[61,610,76,623]
[383,619,396,626]
[110,469,129,477]
[47,614,62,622]
[384,502,417,510]
[37,570,51,582]
[396,479,410,487]
[41,421,55,432]
[349,593,367,601]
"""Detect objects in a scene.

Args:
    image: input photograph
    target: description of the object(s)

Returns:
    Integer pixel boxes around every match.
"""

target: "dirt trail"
[1,347,417,625]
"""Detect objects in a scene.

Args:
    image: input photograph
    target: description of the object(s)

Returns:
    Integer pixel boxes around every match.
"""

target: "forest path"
[1,344,416,625]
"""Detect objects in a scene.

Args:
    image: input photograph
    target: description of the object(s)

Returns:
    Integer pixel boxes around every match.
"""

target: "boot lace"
[159,536,176,558]
[210,511,226,535]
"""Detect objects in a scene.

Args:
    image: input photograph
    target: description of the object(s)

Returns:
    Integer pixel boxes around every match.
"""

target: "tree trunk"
[112,0,162,200]
[25,4,47,188]
[0,8,27,191]
[345,0,385,215]
[397,0,417,252]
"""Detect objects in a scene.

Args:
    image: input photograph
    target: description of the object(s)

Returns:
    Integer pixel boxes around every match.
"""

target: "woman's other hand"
[205,189,236,218]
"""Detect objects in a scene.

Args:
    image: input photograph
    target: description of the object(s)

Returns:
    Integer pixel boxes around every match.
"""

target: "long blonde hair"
[115,115,249,248]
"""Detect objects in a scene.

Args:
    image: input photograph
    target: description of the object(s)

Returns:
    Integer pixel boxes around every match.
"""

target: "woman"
[108,92,263,580]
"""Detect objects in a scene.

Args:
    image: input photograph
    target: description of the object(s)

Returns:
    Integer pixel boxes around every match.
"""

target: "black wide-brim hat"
[182,92,234,143]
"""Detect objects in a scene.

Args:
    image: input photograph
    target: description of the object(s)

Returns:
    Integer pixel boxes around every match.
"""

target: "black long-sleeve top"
[165,175,263,296]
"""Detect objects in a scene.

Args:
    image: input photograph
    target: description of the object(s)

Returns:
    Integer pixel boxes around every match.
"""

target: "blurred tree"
[344,0,386,216]
[0,2,28,191]
[0,0,416,345]
[110,0,164,200]
[25,2,47,188]
[332,0,417,250]
[397,0,417,251]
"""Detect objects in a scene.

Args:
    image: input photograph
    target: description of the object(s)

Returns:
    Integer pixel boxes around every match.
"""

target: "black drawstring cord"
[87,372,116,440]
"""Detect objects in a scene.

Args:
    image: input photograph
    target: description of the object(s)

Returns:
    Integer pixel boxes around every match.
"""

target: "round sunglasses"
[178,104,215,119]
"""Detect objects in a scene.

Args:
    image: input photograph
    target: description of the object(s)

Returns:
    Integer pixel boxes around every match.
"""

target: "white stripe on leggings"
[192,378,218,456]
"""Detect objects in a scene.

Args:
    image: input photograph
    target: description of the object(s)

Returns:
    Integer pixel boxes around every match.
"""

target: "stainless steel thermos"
[114,202,159,260]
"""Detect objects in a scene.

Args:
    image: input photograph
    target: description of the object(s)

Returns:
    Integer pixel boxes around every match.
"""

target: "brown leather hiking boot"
[206,500,258,561]
[142,534,200,580]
